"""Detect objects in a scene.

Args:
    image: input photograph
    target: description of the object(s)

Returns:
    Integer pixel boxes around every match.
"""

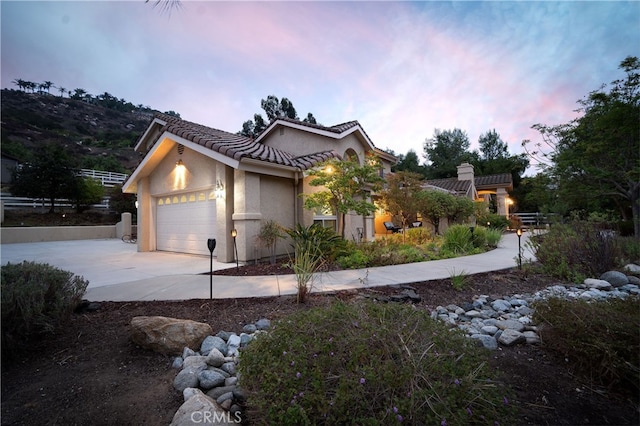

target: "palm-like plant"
[12,79,26,91]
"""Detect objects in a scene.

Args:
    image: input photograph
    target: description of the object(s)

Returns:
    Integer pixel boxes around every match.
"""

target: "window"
[313,205,337,231]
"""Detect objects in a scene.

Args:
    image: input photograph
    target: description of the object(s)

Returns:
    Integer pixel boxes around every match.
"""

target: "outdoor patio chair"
[383,221,402,234]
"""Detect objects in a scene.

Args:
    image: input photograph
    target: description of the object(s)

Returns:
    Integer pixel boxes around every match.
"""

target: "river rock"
[471,334,498,350]
[496,319,524,332]
[624,264,640,274]
[498,329,526,346]
[205,348,225,367]
[170,388,236,426]
[201,336,227,356]
[584,278,612,290]
[600,271,629,288]
[130,316,213,356]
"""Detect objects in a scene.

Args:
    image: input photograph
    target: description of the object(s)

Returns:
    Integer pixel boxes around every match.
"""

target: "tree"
[40,81,54,94]
[239,95,317,138]
[304,156,384,239]
[529,56,640,236]
[73,177,105,213]
[12,79,26,91]
[423,128,477,179]
[145,0,182,14]
[109,185,137,215]
[416,190,456,234]
[303,113,318,124]
[57,86,66,97]
[379,171,424,230]
[71,88,87,100]
[474,129,529,187]
[10,143,79,213]
[392,149,427,177]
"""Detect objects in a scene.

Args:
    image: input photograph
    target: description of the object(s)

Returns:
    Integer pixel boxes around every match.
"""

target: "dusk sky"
[2,1,638,172]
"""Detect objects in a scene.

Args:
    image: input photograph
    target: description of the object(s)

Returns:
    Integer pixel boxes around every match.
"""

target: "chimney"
[457,162,474,181]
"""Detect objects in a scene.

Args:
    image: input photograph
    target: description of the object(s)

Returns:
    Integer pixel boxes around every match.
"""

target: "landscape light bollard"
[231,229,239,271]
[516,228,522,270]
[207,238,216,300]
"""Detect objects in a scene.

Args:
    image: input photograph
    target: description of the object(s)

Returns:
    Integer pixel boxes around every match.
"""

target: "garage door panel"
[156,194,216,256]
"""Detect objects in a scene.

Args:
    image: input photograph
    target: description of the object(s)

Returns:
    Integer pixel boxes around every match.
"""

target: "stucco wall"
[149,147,217,196]
[1,226,116,244]
[264,127,371,162]
[257,175,295,259]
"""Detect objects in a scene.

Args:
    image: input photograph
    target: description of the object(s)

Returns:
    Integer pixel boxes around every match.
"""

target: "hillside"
[0,89,166,173]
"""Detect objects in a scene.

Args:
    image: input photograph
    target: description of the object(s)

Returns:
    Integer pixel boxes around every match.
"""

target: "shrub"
[485,227,503,248]
[1,261,89,359]
[286,224,345,263]
[533,297,640,397]
[476,212,509,230]
[240,301,515,425]
[531,222,620,281]
[336,250,370,269]
[257,220,285,265]
[449,269,470,291]
[442,224,473,254]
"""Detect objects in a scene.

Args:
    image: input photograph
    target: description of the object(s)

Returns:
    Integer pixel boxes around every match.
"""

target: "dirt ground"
[1,266,638,426]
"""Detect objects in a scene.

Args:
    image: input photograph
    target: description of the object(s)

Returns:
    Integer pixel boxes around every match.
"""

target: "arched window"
[344,149,360,165]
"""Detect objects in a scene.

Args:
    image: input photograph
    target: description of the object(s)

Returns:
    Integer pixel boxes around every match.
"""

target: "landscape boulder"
[599,271,629,288]
[130,316,213,355]
[170,388,239,426]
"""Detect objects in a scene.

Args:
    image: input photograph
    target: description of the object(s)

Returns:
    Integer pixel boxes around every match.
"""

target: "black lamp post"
[231,229,239,271]
[207,238,216,299]
[516,228,522,270]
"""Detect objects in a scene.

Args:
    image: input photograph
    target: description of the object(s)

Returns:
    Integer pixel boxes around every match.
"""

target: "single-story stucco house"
[425,163,513,217]
[122,114,396,262]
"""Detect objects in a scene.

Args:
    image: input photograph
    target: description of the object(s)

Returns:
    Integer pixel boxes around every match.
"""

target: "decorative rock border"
[168,267,639,423]
[169,319,271,425]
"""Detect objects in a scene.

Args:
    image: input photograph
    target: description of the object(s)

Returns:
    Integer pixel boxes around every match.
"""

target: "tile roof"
[272,116,360,134]
[424,178,471,195]
[425,173,513,194]
[152,113,340,171]
[475,173,512,188]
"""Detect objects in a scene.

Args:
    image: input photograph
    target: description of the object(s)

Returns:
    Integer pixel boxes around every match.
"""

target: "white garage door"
[156,191,216,256]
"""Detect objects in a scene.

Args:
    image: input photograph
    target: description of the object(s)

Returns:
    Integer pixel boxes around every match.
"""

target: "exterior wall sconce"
[231,228,239,270]
[176,159,184,167]
[215,180,224,199]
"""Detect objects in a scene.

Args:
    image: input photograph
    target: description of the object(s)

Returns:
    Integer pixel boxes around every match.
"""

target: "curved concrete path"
[1,232,536,302]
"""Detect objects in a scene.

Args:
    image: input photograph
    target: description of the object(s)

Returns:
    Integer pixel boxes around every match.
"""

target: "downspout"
[294,171,300,227]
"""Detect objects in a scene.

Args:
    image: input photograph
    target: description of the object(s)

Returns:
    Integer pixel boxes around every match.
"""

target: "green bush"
[485,227,503,248]
[1,261,89,358]
[476,212,509,230]
[336,250,370,269]
[286,224,345,263]
[442,224,473,254]
[531,222,620,281]
[240,301,515,425]
[533,297,640,397]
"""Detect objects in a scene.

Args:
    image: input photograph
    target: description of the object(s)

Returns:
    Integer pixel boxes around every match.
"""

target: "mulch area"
[1,265,638,425]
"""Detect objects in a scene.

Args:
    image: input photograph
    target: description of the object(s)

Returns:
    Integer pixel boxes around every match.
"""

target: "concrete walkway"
[0,232,536,302]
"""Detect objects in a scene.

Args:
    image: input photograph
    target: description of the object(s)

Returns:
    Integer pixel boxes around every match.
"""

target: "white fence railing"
[79,169,128,187]
[0,194,110,210]
[510,212,553,227]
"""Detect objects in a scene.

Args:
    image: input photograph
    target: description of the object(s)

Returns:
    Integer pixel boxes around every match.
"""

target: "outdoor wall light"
[176,159,184,167]
[215,180,224,199]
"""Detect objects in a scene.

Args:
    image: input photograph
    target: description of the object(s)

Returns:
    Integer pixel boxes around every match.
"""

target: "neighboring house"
[123,114,396,261]
[376,163,513,235]
[426,162,513,217]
